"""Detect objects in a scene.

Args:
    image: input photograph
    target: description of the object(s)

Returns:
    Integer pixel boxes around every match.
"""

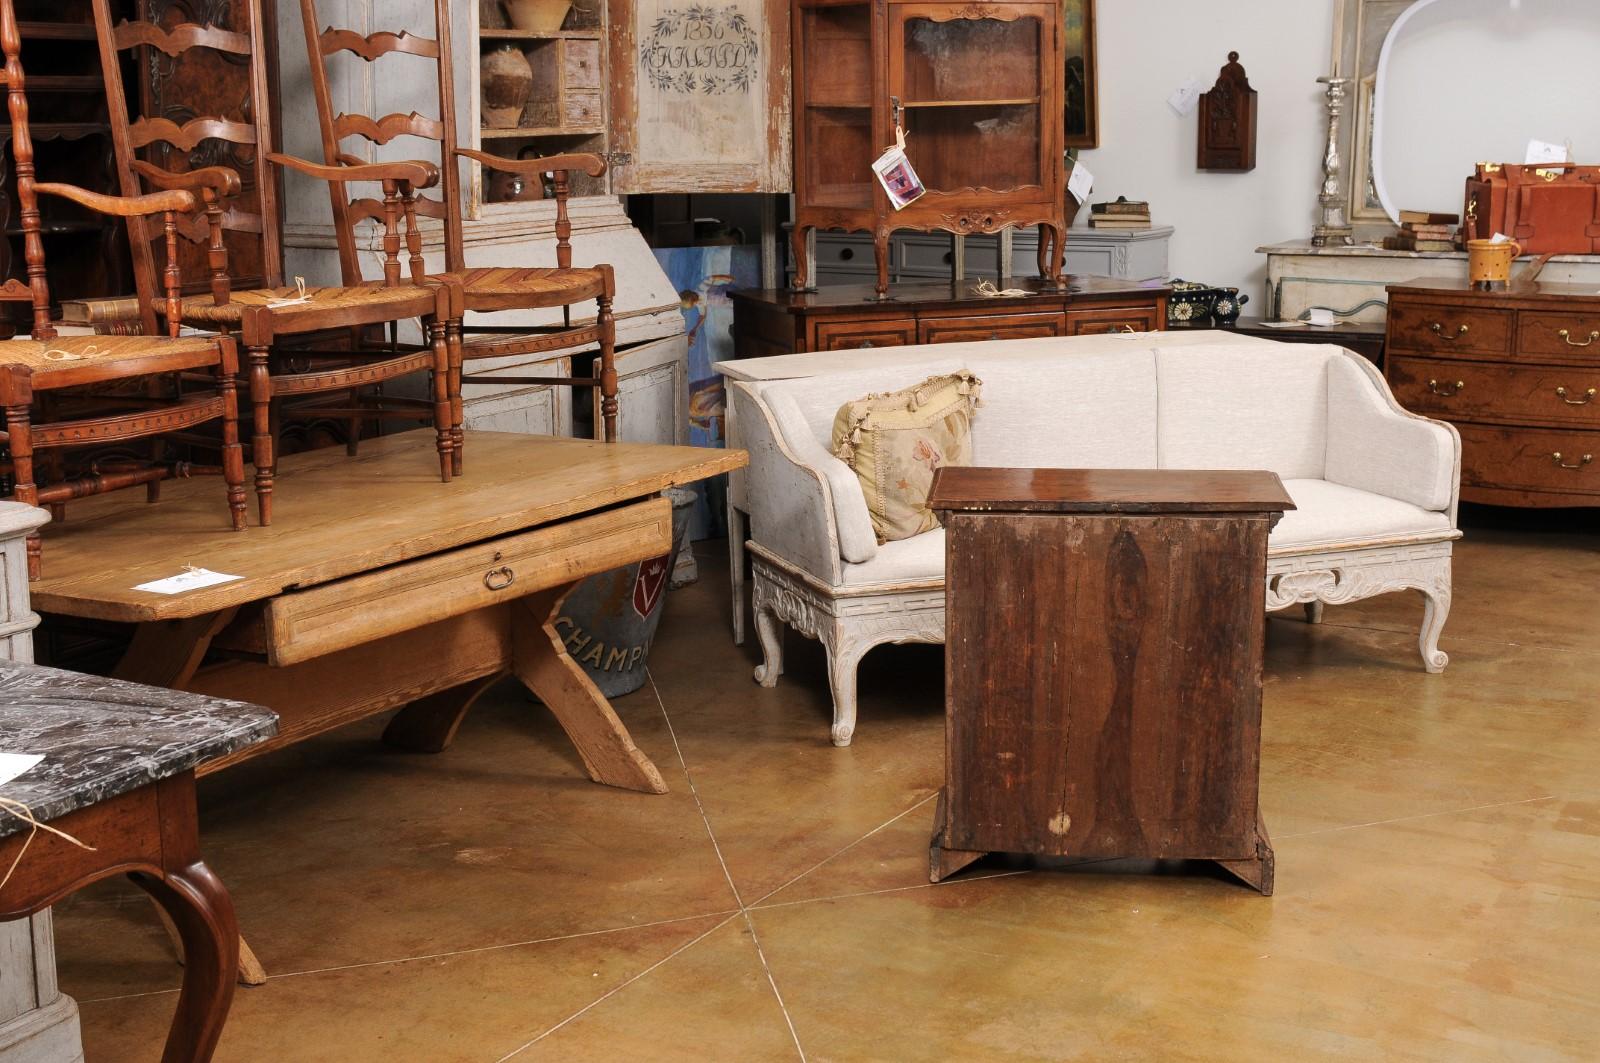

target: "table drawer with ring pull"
[262,498,672,665]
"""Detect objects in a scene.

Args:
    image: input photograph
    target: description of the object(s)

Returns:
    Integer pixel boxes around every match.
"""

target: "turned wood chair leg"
[245,344,274,526]
[447,320,465,477]
[597,275,619,443]
[4,394,42,580]
[217,345,248,532]
[427,318,453,482]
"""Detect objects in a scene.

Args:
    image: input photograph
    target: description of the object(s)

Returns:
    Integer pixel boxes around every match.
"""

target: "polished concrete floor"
[54,516,1600,1061]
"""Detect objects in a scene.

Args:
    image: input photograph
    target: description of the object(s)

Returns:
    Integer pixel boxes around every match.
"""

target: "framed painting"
[1063,0,1098,148]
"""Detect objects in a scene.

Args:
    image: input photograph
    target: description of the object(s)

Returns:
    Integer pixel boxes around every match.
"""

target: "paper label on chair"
[0,753,43,787]
[134,568,243,595]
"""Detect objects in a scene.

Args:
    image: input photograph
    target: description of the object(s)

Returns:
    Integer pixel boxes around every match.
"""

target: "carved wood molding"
[111,19,249,58]
[129,115,256,152]
[333,111,444,147]
[318,28,440,62]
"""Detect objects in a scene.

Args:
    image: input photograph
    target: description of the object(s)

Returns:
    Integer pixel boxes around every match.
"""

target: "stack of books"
[1089,198,1152,231]
[1382,211,1460,253]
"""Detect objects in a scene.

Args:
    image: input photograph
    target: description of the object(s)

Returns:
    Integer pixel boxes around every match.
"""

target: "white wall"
[1378,0,1600,215]
[1076,1,1337,305]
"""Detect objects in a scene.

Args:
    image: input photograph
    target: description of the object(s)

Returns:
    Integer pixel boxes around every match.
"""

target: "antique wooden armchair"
[0,1,245,578]
[89,0,458,525]
[295,0,619,472]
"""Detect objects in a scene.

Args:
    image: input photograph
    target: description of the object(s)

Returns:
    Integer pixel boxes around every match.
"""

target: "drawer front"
[1517,311,1600,362]
[264,498,672,666]
[564,91,602,127]
[812,235,876,275]
[1065,305,1161,336]
[812,318,917,351]
[899,237,957,275]
[1387,300,1512,358]
[1458,424,1600,498]
[918,311,1065,345]
[564,40,602,89]
[1388,356,1600,428]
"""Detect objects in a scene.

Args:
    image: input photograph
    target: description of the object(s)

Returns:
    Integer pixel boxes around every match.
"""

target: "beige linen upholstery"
[737,335,1462,746]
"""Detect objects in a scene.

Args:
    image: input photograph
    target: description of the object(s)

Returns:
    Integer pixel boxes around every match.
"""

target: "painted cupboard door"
[606,0,791,192]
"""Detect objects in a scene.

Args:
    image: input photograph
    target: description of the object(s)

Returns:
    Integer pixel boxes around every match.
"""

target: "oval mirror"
[1371,0,1600,222]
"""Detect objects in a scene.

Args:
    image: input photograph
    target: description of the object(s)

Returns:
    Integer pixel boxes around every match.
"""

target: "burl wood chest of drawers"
[1386,278,1600,507]
[731,276,1170,358]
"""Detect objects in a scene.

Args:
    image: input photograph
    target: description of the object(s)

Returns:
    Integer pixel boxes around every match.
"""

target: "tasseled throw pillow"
[830,370,982,543]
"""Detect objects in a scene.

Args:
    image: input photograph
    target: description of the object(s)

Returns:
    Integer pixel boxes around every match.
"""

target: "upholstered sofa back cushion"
[959,348,1160,469]
[1155,344,1331,479]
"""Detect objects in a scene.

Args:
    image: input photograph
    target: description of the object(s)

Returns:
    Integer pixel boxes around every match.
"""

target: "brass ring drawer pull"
[484,566,515,591]
[1556,386,1598,406]
[1558,328,1600,347]
[1430,322,1469,340]
[1550,452,1593,470]
[1427,378,1465,397]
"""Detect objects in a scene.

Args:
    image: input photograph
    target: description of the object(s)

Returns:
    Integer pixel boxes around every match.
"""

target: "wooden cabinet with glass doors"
[791,0,1066,297]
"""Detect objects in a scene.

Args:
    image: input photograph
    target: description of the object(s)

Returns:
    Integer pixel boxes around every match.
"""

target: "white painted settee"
[725,332,1462,746]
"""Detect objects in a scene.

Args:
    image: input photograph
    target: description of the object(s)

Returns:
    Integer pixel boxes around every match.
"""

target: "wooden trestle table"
[29,430,746,794]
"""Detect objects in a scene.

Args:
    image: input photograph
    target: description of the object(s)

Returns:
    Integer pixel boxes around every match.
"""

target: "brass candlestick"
[1312,76,1355,247]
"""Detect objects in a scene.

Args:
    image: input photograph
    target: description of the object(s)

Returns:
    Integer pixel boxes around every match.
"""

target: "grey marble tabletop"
[0,663,277,836]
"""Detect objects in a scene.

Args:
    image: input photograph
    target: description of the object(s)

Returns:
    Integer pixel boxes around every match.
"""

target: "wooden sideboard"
[1385,278,1600,508]
[731,276,1170,358]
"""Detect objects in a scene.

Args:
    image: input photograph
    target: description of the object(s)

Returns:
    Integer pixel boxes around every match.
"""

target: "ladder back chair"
[89,0,459,525]
[1,0,245,578]
[295,0,618,471]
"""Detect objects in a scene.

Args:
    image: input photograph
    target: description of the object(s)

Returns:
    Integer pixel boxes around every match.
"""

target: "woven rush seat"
[454,266,607,306]
[164,284,439,327]
[1,334,226,381]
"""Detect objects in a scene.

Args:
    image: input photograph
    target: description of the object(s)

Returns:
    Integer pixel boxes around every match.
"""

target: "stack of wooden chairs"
[0,0,620,575]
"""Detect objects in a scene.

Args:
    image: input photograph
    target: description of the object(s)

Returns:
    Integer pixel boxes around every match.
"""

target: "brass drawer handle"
[1430,322,1469,340]
[1558,328,1600,348]
[1550,452,1593,470]
[1556,386,1598,406]
[484,565,515,591]
[1427,378,1465,397]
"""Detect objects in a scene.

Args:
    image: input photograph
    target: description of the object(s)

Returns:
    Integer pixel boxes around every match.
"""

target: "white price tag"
[0,753,43,787]
[1067,161,1094,205]
[134,568,243,595]
[1524,139,1569,165]
[1167,78,1204,117]
[871,146,925,211]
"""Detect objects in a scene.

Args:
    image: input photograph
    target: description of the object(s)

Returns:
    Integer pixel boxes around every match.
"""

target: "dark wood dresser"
[926,467,1294,894]
[1386,278,1600,507]
[731,276,1170,358]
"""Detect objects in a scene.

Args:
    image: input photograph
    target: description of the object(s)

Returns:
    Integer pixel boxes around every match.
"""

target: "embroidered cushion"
[830,370,982,543]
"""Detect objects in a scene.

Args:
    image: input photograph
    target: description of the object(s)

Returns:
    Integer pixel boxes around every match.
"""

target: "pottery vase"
[481,45,533,129]
[504,0,572,33]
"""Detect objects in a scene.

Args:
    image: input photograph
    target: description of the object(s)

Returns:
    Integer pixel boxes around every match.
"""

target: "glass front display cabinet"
[791,0,1066,296]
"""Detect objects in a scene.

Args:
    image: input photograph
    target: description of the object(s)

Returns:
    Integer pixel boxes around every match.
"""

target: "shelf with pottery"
[478,0,606,200]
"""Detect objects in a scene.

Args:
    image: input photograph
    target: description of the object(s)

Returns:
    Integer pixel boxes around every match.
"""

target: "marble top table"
[0,663,276,1062]
[0,662,277,834]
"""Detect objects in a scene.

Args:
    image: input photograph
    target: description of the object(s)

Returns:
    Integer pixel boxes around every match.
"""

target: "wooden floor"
[50,514,1600,1062]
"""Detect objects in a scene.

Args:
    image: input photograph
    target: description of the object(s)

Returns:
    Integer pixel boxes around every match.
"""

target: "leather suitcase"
[1464,162,1600,254]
